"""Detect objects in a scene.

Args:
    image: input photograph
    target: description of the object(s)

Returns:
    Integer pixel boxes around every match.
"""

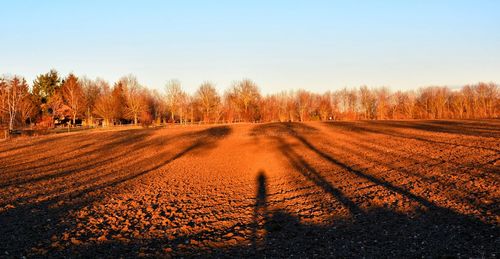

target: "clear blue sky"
[2,0,499,94]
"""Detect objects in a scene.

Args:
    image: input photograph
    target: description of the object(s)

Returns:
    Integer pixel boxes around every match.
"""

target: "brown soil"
[0,120,499,258]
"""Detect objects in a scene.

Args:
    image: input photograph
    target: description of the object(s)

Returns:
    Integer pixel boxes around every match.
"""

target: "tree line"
[1,69,499,130]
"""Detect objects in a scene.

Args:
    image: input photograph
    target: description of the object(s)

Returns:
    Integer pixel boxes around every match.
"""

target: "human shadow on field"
[0,125,232,257]
[69,168,498,258]
[251,171,268,250]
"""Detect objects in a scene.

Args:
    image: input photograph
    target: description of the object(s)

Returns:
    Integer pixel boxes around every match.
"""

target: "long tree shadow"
[0,133,97,172]
[1,126,232,204]
[0,125,232,257]
[0,129,161,209]
[279,122,498,217]
[0,131,82,155]
[322,121,500,179]
[323,120,500,153]
[0,129,155,188]
[323,133,499,220]
[372,119,500,138]
[277,139,364,216]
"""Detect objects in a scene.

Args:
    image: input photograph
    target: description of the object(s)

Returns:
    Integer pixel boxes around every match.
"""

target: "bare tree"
[230,79,261,122]
[296,90,312,122]
[80,77,103,127]
[315,92,331,121]
[359,86,374,119]
[260,94,280,122]
[196,82,220,123]
[120,75,147,125]
[187,95,197,124]
[276,91,290,122]
[462,85,477,119]
[0,78,8,126]
[449,91,466,119]
[375,87,390,120]
[147,89,167,125]
[475,82,498,118]
[329,91,341,120]
[19,95,35,126]
[0,76,31,130]
[165,79,184,124]
[392,90,415,119]
[178,91,189,124]
[94,82,115,127]
[286,91,297,122]
[337,88,358,120]
[62,74,85,125]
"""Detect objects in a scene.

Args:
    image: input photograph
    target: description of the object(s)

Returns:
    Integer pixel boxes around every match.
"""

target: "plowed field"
[1,120,499,257]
